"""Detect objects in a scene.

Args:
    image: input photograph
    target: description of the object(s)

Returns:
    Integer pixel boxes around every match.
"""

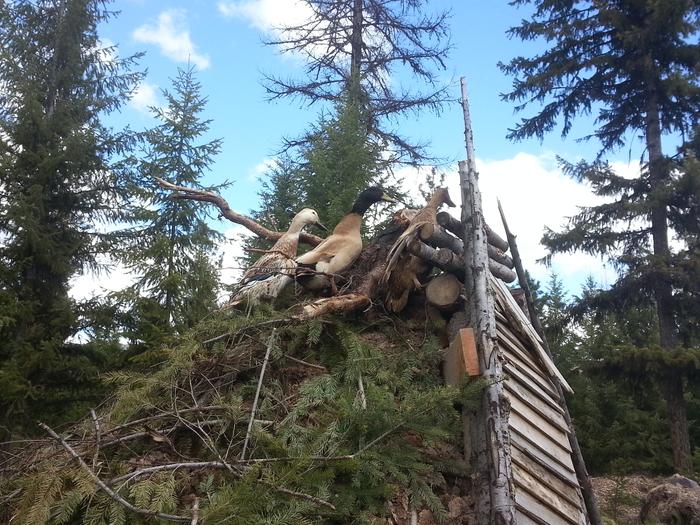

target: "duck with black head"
[296,186,395,293]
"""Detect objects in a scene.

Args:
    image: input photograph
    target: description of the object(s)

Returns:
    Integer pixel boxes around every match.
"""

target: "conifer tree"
[120,66,223,347]
[262,0,451,164]
[502,0,700,472]
[0,0,142,435]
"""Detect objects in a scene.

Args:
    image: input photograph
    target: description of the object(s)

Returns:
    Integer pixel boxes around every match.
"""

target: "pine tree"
[120,66,223,348]
[502,0,700,473]
[0,0,142,435]
[263,0,451,164]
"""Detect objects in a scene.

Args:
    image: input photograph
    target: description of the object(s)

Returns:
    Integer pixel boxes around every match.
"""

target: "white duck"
[229,208,325,306]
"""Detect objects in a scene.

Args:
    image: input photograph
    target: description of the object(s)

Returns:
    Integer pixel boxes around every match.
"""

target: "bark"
[436,211,509,252]
[498,201,602,525]
[460,77,516,525]
[645,94,692,474]
[421,222,514,268]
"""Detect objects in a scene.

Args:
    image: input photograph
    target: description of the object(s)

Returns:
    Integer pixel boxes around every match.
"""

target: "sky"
[72,0,652,302]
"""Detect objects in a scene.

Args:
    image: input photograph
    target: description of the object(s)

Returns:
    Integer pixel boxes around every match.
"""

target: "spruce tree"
[120,66,223,348]
[502,0,700,472]
[0,0,142,435]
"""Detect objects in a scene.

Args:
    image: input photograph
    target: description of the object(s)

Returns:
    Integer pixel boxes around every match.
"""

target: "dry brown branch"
[155,177,323,246]
[38,422,191,523]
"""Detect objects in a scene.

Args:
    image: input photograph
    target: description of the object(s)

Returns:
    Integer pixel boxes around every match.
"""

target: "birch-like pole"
[459,77,516,525]
[241,329,276,460]
[498,201,602,525]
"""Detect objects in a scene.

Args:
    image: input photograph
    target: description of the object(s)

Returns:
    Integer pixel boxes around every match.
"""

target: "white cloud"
[218,0,312,33]
[396,152,618,294]
[130,81,159,114]
[69,262,135,302]
[248,157,278,181]
[133,9,210,70]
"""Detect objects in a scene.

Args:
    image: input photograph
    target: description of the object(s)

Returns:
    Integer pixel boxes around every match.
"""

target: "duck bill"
[381,193,396,203]
[315,221,328,232]
[445,197,457,208]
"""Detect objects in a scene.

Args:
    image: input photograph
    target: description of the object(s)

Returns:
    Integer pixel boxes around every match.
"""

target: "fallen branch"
[241,330,276,460]
[155,177,323,247]
[38,422,190,523]
[90,409,101,470]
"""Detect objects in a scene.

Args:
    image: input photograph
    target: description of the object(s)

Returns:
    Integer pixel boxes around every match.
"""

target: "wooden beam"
[459,77,516,525]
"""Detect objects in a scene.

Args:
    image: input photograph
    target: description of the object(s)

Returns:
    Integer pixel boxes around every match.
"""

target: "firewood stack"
[299,207,518,319]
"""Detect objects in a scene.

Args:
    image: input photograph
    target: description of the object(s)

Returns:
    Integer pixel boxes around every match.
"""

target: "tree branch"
[38,421,191,523]
[155,177,323,246]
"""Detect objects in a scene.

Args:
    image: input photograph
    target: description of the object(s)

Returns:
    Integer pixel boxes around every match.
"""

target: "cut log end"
[426,273,463,312]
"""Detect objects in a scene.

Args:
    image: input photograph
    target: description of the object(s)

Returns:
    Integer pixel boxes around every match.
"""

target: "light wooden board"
[515,509,549,525]
[509,413,575,469]
[444,328,480,387]
[509,391,571,441]
[504,377,566,426]
[503,362,563,414]
[512,443,580,495]
[497,324,545,372]
[503,354,558,401]
[513,463,581,519]
[511,432,578,486]
[515,484,578,525]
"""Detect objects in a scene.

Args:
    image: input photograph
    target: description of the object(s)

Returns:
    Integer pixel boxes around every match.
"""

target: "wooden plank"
[514,481,579,525]
[512,440,580,492]
[513,463,582,517]
[511,433,578,486]
[507,385,570,435]
[503,362,563,414]
[503,353,558,400]
[510,398,572,453]
[492,276,573,393]
[505,378,569,426]
[497,323,544,372]
[444,328,480,387]
[505,381,571,438]
[509,412,574,468]
[515,509,548,525]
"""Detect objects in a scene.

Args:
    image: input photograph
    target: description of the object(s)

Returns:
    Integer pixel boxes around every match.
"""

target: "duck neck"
[287,217,308,234]
[333,212,363,235]
[351,199,375,215]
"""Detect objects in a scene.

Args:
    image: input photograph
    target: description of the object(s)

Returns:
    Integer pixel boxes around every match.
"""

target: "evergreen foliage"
[0,0,142,437]
[118,66,224,350]
[1,310,472,524]
[502,0,700,472]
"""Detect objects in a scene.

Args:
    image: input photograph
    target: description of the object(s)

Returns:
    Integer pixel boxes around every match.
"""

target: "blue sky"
[72,0,655,300]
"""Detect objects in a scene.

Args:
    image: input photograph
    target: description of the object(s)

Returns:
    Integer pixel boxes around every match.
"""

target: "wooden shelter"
[436,79,599,525]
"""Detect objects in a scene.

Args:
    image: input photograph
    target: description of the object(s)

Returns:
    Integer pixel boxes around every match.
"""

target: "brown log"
[406,239,464,276]
[420,223,464,254]
[489,259,517,283]
[425,273,463,312]
[155,177,323,247]
[421,222,515,269]
[436,211,509,252]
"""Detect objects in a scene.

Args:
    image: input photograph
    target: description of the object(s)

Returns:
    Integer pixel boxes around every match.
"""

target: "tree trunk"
[460,78,516,524]
[645,94,692,474]
[349,0,363,100]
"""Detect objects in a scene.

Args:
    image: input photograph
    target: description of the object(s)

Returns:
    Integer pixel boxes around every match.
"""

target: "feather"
[229,208,322,306]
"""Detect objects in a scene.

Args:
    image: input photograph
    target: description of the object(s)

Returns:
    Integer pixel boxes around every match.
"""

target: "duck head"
[292,208,327,231]
[351,187,396,215]
[432,187,456,208]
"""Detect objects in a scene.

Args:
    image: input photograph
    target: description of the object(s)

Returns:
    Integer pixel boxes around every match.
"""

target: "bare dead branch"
[38,422,190,523]
[155,177,323,246]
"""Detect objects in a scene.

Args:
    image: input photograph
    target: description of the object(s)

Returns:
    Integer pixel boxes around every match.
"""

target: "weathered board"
[493,284,588,525]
